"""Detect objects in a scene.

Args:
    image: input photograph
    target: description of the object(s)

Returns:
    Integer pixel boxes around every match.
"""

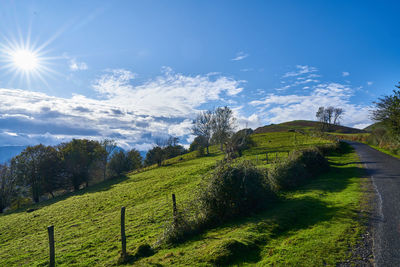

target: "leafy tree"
[192,110,213,154]
[372,84,400,140]
[60,139,103,191]
[229,128,254,157]
[37,146,64,198]
[107,151,130,178]
[189,136,208,155]
[144,146,164,167]
[212,106,236,151]
[107,148,143,178]
[100,139,116,181]
[126,148,143,171]
[164,138,186,159]
[11,145,63,202]
[0,164,16,213]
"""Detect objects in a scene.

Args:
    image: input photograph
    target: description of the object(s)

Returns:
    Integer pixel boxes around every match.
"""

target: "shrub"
[198,161,275,224]
[160,161,275,244]
[134,243,154,258]
[268,146,328,191]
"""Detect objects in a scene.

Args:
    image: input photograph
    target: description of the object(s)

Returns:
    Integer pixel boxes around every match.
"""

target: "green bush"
[160,161,275,244]
[198,161,275,224]
[268,146,328,191]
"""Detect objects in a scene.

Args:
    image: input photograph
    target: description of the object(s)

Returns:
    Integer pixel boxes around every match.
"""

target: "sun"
[11,49,39,71]
[0,35,55,87]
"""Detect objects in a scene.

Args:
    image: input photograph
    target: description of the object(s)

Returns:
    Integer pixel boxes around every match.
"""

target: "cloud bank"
[0,68,243,149]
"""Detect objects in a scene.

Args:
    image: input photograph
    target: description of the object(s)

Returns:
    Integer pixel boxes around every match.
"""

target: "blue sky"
[0,0,399,149]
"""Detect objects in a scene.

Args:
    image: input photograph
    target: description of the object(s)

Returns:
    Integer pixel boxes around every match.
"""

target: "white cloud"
[69,58,88,71]
[276,65,320,91]
[92,68,243,117]
[367,81,373,86]
[0,68,244,149]
[342,71,350,77]
[231,51,249,61]
[282,65,317,78]
[251,82,372,128]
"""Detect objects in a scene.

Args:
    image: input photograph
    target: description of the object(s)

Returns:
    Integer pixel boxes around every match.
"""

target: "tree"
[0,164,16,213]
[37,146,64,198]
[333,108,344,125]
[144,146,164,167]
[325,106,335,125]
[107,148,143,178]
[316,107,328,131]
[60,139,103,191]
[192,110,214,154]
[316,106,345,132]
[212,106,236,151]
[229,128,254,157]
[11,145,63,202]
[126,149,143,171]
[99,139,117,181]
[107,151,130,178]
[372,84,400,139]
[189,136,208,154]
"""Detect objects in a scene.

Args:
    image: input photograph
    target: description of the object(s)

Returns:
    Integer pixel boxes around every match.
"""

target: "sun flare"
[11,49,39,71]
[0,36,55,86]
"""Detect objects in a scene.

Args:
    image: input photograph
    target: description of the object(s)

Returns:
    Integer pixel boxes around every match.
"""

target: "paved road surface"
[347,141,400,266]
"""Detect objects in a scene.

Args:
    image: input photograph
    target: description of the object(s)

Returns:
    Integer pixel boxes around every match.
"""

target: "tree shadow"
[179,196,340,266]
[1,175,130,216]
[170,152,365,265]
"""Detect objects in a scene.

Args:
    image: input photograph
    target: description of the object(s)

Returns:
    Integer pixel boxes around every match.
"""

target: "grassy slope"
[0,132,366,266]
[330,132,400,160]
[254,120,366,134]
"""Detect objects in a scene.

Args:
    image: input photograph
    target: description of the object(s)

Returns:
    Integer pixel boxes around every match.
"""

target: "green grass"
[330,132,400,159]
[254,120,366,134]
[0,132,366,266]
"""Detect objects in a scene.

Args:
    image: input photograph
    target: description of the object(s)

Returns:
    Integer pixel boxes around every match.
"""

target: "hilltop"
[363,121,386,132]
[0,131,367,266]
[254,120,366,134]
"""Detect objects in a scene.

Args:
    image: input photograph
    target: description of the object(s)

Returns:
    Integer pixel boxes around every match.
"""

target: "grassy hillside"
[254,120,365,134]
[363,121,385,132]
[0,132,368,266]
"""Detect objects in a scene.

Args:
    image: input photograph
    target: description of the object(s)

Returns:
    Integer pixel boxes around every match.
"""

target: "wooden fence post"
[266,153,268,163]
[172,194,177,224]
[47,225,55,267]
[121,207,127,259]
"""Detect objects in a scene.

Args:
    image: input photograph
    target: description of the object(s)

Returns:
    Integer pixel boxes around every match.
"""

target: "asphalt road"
[347,141,400,266]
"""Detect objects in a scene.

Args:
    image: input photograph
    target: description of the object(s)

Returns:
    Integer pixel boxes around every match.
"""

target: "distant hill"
[0,146,26,164]
[364,121,386,132]
[254,120,366,134]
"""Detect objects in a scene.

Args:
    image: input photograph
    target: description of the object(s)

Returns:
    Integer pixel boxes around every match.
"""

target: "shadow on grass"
[169,147,363,265]
[177,195,341,266]
[1,175,130,217]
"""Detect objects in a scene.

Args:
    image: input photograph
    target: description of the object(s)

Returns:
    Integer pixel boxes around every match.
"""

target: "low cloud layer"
[0,68,243,149]
[0,65,372,150]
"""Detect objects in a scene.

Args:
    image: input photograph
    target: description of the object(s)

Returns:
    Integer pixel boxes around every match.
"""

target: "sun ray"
[0,34,55,87]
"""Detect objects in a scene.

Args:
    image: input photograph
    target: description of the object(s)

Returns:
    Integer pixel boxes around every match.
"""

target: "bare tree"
[316,106,328,131]
[325,106,335,125]
[192,110,214,154]
[212,106,237,151]
[316,106,345,132]
[333,108,344,125]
